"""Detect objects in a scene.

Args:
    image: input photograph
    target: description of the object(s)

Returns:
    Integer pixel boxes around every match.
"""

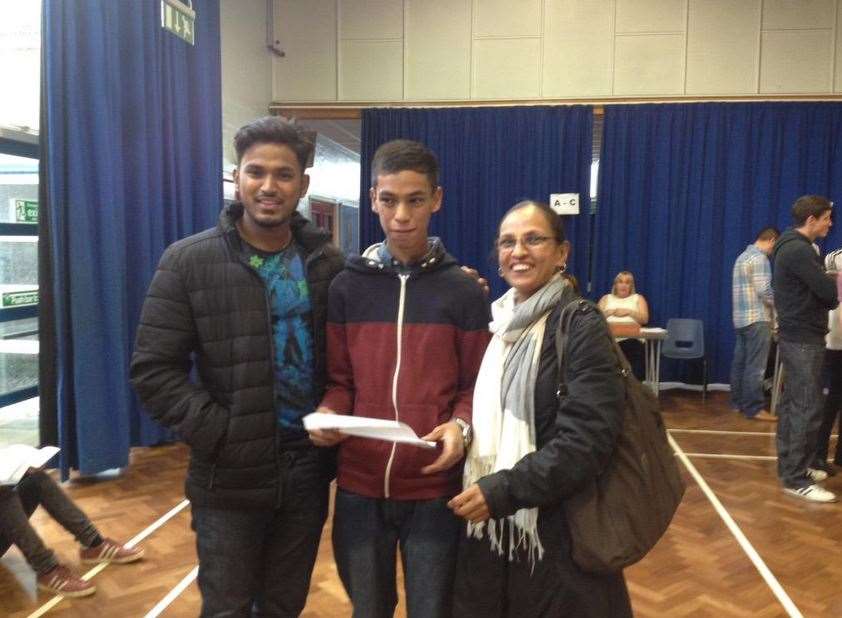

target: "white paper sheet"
[303,413,437,449]
[0,445,60,485]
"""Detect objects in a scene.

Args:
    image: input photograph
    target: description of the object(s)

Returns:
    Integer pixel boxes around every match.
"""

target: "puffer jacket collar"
[218,202,333,257]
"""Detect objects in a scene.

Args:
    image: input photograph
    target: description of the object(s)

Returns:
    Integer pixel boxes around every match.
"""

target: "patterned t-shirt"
[246,242,315,436]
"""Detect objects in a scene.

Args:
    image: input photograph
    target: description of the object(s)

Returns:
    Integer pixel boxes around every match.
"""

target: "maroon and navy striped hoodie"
[320,239,491,500]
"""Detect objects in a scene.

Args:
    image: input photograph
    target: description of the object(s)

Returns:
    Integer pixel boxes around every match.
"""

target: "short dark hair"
[755,226,780,242]
[370,139,439,188]
[499,200,566,243]
[233,116,313,171]
[792,195,833,226]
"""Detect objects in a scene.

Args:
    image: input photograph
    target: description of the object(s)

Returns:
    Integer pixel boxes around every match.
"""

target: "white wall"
[271,0,842,103]
[221,0,274,170]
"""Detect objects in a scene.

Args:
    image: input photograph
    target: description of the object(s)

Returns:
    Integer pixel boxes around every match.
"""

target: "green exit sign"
[13,199,38,223]
[2,290,39,308]
[161,0,195,46]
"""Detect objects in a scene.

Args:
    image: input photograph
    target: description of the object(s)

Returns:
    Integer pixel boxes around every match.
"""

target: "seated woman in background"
[598,271,649,379]
[448,200,631,617]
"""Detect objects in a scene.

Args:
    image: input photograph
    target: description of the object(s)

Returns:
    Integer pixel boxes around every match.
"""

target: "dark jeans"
[332,489,460,618]
[0,470,99,574]
[191,448,329,618]
[815,349,842,465]
[730,321,772,416]
[776,339,826,488]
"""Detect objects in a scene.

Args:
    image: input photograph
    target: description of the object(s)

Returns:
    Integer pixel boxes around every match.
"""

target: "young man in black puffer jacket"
[130,117,345,617]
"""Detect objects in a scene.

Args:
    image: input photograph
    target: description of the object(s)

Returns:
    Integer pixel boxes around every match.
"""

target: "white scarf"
[463,275,568,565]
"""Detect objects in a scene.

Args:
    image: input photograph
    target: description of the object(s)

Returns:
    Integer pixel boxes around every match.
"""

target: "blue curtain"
[360,107,593,298]
[594,103,842,384]
[40,0,222,476]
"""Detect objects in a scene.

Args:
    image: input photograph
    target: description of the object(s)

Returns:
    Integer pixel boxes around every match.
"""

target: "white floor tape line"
[144,565,199,618]
[669,434,803,618]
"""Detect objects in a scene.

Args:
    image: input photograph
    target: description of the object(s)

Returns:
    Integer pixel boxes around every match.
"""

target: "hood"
[771,228,810,261]
[351,237,455,274]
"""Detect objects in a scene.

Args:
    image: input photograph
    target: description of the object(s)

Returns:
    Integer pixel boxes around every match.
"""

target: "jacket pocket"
[181,403,229,462]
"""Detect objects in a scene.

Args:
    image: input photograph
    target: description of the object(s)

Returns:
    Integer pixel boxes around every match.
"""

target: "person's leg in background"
[0,487,60,576]
[730,326,748,412]
[618,339,645,382]
[739,321,774,420]
[0,482,95,597]
[18,471,100,548]
[816,349,842,469]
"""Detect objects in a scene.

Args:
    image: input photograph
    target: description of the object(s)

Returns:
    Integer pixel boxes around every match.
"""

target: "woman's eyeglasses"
[496,234,553,251]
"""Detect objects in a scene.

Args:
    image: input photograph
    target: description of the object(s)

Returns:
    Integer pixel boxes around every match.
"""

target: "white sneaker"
[784,484,837,503]
[807,467,829,482]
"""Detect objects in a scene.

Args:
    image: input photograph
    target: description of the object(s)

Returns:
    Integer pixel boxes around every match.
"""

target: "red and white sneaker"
[80,538,144,564]
[37,565,96,597]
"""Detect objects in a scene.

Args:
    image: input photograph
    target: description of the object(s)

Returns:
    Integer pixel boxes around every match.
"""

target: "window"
[0,145,39,412]
[0,1,41,445]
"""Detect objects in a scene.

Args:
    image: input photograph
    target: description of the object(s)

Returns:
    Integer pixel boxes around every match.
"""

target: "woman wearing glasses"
[448,201,632,617]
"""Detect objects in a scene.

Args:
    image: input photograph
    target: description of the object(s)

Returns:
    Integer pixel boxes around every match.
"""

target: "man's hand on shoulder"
[420,420,465,474]
[307,406,348,447]
[460,266,490,297]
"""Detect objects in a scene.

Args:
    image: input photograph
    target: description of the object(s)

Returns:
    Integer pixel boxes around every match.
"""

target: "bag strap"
[555,298,632,401]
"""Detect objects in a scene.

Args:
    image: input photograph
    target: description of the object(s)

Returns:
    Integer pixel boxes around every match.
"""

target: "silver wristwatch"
[453,418,473,450]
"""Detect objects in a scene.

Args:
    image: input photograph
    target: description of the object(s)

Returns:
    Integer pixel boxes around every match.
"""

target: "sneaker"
[811,461,837,477]
[748,410,777,422]
[37,565,96,597]
[80,538,144,564]
[783,484,838,503]
[807,467,829,482]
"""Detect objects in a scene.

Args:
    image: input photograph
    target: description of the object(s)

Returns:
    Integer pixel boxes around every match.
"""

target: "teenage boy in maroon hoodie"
[310,139,489,618]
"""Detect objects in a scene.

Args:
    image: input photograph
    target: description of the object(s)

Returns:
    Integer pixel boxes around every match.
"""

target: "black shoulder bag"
[555,298,685,573]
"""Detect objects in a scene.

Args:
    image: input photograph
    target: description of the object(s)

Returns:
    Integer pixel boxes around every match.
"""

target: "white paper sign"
[550,193,580,215]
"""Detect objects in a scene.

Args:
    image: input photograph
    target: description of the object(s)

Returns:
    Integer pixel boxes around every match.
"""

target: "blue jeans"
[776,339,826,488]
[730,321,771,417]
[191,448,329,618]
[332,489,460,618]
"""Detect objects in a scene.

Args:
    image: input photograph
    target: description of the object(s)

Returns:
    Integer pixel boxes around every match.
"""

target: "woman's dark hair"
[233,116,313,171]
[498,200,566,243]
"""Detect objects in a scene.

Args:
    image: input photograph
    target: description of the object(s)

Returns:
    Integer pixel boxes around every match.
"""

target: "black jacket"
[130,205,345,508]
[771,229,838,344]
[457,298,631,617]
[478,300,625,517]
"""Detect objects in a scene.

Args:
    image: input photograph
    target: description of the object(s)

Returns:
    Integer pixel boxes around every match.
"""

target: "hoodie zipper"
[383,273,409,498]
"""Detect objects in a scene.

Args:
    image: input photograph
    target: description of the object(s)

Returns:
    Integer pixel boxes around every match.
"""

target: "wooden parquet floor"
[2,391,841,617]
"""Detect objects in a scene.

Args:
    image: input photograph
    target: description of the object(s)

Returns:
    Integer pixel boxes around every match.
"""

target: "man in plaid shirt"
[731,226,780,421]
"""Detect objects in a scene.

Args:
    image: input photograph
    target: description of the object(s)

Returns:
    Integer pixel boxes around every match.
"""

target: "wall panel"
[405,0,471,100]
